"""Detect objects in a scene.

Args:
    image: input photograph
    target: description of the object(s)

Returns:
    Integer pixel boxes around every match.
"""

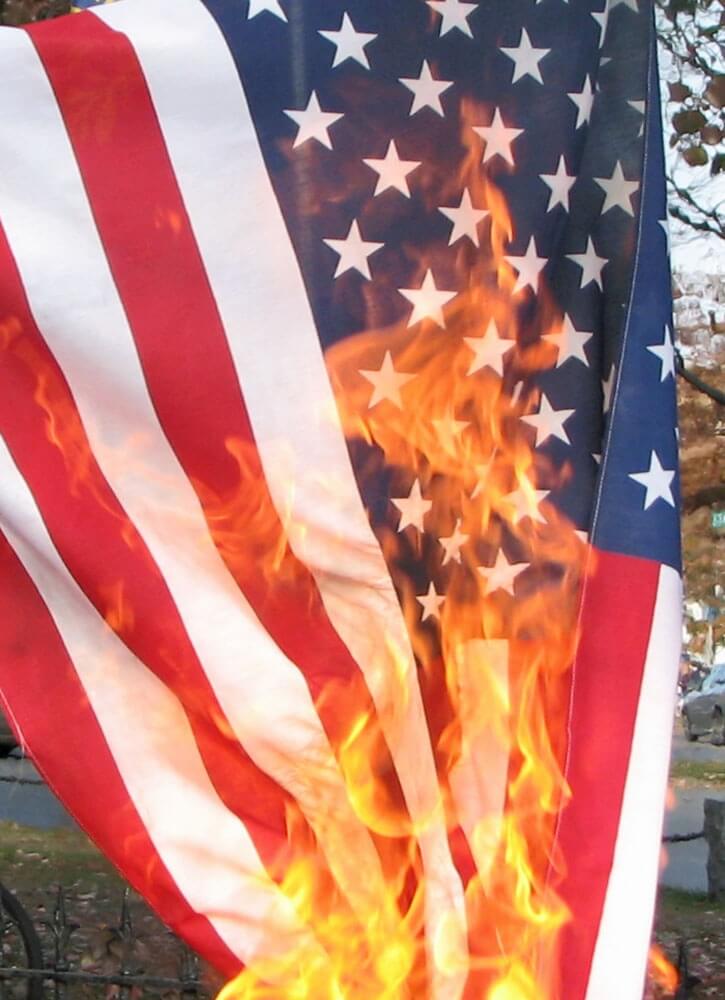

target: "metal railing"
[0,886,206,1000]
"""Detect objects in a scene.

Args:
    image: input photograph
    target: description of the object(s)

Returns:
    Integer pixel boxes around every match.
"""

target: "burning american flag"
[0,0,681,998]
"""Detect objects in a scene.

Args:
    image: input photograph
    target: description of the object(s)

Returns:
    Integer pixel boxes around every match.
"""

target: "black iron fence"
[0,886,206,1000]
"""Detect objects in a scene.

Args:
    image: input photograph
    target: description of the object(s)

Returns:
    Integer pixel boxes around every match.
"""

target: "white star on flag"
[417,583,446,621]
[504,236,548,293]
[392,479,432,532]
[543,315,592,367]
[478,550,528,596]
[647,325,676,381]
[399,269,457,328]
[465,319,515,376]
[567,237,607,290]
[500,28,551,84]
[602,365,616,414]
[503,483,549,524]
[594,162,639,216]
[360,351,416,409]
[400,60,453,116]
[521,394,575,447]
[324,220,383,279]
[439,519,469,565]
[319,13,377,69]
[439,189,489,246]
[540,155,576,212]
[568,76,595,129]
[364,141,421,197]
[474,108,524,166]
[629,451,676,510]
[591,6,609,43]
[427,0,477,37]
[285,92,343,149]
[247,0,286,20]
[432,410,470,453]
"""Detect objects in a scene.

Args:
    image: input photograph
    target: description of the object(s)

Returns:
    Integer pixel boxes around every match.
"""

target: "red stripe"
[0,532,242,978]
[25,13,382,749]
[28,10,411,876]
[554,548,660,1000]
[0,219,301,873]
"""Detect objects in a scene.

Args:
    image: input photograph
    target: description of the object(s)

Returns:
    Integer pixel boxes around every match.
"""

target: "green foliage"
[659,886,725,914]
[670,760,725,785]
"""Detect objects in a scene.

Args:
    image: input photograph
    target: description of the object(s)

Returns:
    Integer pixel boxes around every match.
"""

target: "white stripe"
[449,640,510,886]
[0,25,382,916]
[91,1,469,989]
[0,434,319,969]
[585,565,681,1000]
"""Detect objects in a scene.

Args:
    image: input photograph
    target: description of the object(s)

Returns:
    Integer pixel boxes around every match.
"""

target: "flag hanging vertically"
[0,1,681,998]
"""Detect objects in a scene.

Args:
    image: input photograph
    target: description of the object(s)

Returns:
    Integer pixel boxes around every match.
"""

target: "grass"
[659,887,725,916]
[0,822,204,997]
[2,824,724,997]
[653,889,725,998]
[0,822,121,892]
[669,759,725,785]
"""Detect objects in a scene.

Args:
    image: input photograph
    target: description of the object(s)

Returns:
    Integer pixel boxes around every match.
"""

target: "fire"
[648,945,679,995]
[19,98,591,1000]
[217,105,585,1000]
[216,838,427,1000]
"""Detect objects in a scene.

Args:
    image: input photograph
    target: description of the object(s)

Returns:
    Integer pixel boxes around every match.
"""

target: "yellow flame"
[215,104,585,1000]
[19,96,592,1000]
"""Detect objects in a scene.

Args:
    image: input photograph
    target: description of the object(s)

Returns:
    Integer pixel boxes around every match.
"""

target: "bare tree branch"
[655,20,721,80]
[667,176,725,239]
[669,204,725,237]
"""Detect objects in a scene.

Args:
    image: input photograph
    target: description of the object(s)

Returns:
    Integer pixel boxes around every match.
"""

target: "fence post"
[704,798,725,900]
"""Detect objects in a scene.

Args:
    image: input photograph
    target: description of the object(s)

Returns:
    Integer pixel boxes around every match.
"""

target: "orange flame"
[648,945,679,995]
[215,105,586,1000]
[21,102,592,1000]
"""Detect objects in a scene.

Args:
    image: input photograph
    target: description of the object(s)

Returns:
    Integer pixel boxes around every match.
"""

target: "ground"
[2,753,724,1000]
[646,889,725,999]
[646,751,725,999]
[648,890,725,999]
[0,822,224,998]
